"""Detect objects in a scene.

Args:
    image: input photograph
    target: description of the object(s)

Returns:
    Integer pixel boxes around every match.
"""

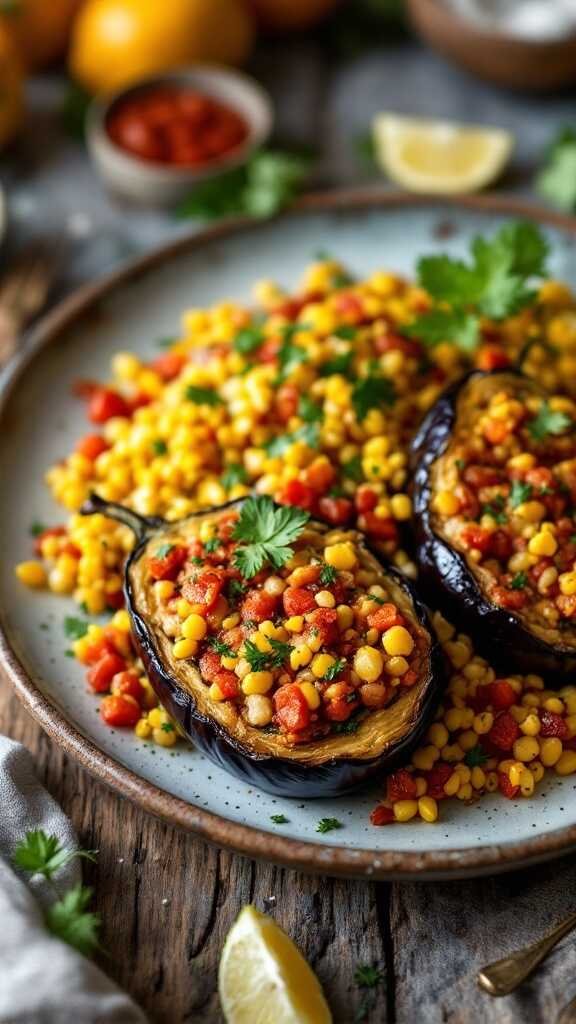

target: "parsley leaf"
[45,884,101,957]
[354,964,384,988]
[333,325,357,340]
[528,401,572,441]
[464,744,489,768]
[13,830,96,880]
[333,711,368,735]
[316,817,342,834]
[204,537,220,553]
[265,423,320,458]
[209,638,236,657]
[244,637,291,671]
[184,385,223,406]
[298,395,323,423]
[277,325,308,383]
[537,127,576,212]
[156,335,178,349]
[510,480,533,508]
[406,309,479,353]
[323,657,346,681]
[63,617,90,641]
[270,814,288,824]
[342,455,364,482]
[226,578,247,604]
[510,571,528,590]
[234,326,264,355]
[352,375,396,420]
[29,520,46,537]
[319,563,338,585]
[221,463,248,490]
[154,543,174,559]
[232,496,310,578]
[481,495,507,525]
[318,350,353,377]
[177,149,311,221]
[152,439,167,456]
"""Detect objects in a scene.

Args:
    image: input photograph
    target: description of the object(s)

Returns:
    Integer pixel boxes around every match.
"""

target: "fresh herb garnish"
[319,563,338,585]
[244,637,292,671]
[510,571,528,590]
[226,578,247,603]
[270,814,288,824]
[29,520,46,537]
[209,637,236,657]
[464,744,489,768]
[277,324,308,383]
[152,439,168,455]
[510,480,533,508]
[352,374,396,420]
[190,556,204,566]
[221,463,248,490]
[177,148,311,221]
[13,830,100,957]
[318,350,353,377]
[341,455,364,483]
[156,335,178,349]
[537,126,576,212]
[528,401,572,441]
[233,326,264,355]
[481,495,507,525]
[354,964,384,988]
[298,395,323,423]
[63,617,90,641]
[333,325,357,341]
[316,817,342,834]
[407,222,549,352]
[264,423,320,458]
[232,496,310,579]
[184,385,223,406]
[154,543,175,559]
[204,537,221,553]
[323,657,346,681]
[333,711,368,735]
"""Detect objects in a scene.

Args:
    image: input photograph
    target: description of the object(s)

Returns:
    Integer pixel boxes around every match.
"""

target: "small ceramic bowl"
[407,0,576,91]
[87,66,274,206]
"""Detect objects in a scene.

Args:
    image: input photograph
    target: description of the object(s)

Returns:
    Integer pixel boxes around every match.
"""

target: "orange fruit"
[0,23,24,149]
[69,0,256,95]
[0,0,83,69]
[248,0,338,32]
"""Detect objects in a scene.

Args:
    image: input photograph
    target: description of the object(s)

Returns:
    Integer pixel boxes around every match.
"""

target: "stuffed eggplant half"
[412,370,576,682]
[82,494,442,797]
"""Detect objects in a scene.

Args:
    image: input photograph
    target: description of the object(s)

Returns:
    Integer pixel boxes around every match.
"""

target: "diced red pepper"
[486,679,517,711]
[199,650,222,682]
[476,344,512,372]
[355,486,378,514]
[75,434,109,461]
[240,589,278,623]
[273,684,311,732]
[213,671,239,699]
[303,460,335,492]
[150,351,186,381]
[147,545,188,581]
[498,773,520,800]
[324,697,355,722]
[387,768,417,802]
[277,478,315,510]
[370,805,395,826]
[539,710,568,740]
[367,604,404,631]
[283,587,317,616]
[317,495,353,526]
[88,388,131,424]
[100,694,141,728]
[111,670,145,704]
[424,762,453,800]
[488,712,520,752]
[182,569,225,612]
[87,652,127,693]
[359,512,398,542]
[460,525,492,554]
[306,608,339,645]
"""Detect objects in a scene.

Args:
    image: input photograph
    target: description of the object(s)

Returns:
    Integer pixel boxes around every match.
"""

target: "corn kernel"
[528,531,558,557]
[418,796,438,822]
[15,561,47,588]
[285,615,304,633]
[354,646,384,682]
[134,718,152,739]
[556,750,576,776]
[299,681,321,709]
[428,722,449,748]
[336,605,354,630]
[311,653,336,678]
[386,656,409,676]
[173,637,198,659]
[242,671,274,695]
[315,590,336,609]
[182,613,208,641]
[177,598,194,619]
[290,645,312,670]
[513,736,540,762]
[393,800,419,822]
[324,542,357,570]
[433,491,460,516]
[540,737,563,767]
[382,625,414,657]
[520,713,541,736]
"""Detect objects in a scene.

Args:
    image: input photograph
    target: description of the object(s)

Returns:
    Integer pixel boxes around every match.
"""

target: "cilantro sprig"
[184,385,223,406]
[352,374,396,421]
[509,480,533,508]
[244,636,292,671]
[63,617,90,641]
[232,496,310,579]
[528,401,572,441]
[407,222,549,353]
[316,817,342,834]
[13,830,100,957]
[537,127,576,212]
[221,463,248,490]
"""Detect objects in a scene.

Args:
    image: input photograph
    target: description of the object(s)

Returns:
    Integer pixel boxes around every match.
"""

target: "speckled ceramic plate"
[2,192,576,881]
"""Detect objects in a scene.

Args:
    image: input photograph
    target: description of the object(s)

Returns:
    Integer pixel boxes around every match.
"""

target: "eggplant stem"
[80,493,162,541]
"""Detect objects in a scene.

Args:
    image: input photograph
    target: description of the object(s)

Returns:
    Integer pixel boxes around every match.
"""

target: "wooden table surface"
[5,34,576,1024]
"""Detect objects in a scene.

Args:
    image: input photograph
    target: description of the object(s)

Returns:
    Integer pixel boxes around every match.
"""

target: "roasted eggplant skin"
[82,494,444,799]
[411,370,576,683]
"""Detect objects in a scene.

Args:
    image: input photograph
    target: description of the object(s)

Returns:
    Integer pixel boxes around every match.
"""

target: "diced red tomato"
[150,351,186,381]
[370,804,395,826]
[423,762,453,800]
[213,671,239,700]
[87,652,127,694]
[476,344,512,371]
[282,587,317,616]
[498,773,520,800]
[317,495,353,526]
[75,434,109,461]
[100,694,141,728]
[275,384,299,422]
[241,589,278,623]
[103,624,132,658]
[110,671,145,703]
[147,545,188,581]
[488,530,513,561]
[355,486,378,514]
[80,636,117,666]
[367,604,405,631]
[461,525,492,553]
[273,684,311,732]
[88,388,131,424]
[33,525,66,556]
[483,419,510,445]
[485,679,516,711]
[306,608,339,645]
[492,586,527,611]
[303,460,335,492]
[462,465,504,488]
[488,712,520,752]
[539,710,569,739]
[105,590,125,610]
[277,478,315,510]
[199,650,222,682]
[182,569,225,612]
[73,378,100,399]
[359,512,398,542]
[325,696,355,721]
[387,768,417,802]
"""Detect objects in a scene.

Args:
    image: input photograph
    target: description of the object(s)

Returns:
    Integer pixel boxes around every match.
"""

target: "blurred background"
[2,0,576,326]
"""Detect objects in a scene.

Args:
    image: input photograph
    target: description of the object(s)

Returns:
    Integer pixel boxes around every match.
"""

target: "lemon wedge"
[372,113,513,194]
[219,905,332,1024]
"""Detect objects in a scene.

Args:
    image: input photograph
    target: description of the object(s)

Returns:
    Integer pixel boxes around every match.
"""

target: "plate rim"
[3,188,576,881]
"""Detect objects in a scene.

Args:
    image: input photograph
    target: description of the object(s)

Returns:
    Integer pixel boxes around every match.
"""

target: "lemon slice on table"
[219,905,332,1024]
[372,113,513,194]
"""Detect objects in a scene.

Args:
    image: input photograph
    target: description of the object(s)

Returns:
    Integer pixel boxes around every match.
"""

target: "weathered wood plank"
[391,866,576,1024]
[0,680,389,1022]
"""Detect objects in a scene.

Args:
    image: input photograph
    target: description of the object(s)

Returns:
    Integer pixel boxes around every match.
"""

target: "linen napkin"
[0,735,147,1024]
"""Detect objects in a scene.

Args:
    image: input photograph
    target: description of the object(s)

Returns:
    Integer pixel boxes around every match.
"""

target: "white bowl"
[87,65,274,207]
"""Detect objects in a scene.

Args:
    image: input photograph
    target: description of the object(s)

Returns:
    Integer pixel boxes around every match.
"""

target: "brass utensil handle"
[477,910,576,997]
